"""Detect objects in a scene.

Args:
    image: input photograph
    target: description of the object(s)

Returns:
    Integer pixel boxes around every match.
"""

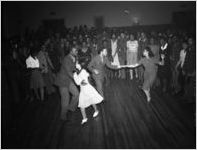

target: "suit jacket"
[117,38,127,60]
[183,45,196,74]
[88,55,117,79]
[97,39,112,61]
[55,54,76,87]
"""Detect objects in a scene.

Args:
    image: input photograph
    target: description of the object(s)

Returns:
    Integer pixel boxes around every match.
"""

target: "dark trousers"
[93,75,104,98]
[158,66,171,92]
[178,69,195,97]
[178,68,186,91]
[119,57,126,79]
[59,82,79,120]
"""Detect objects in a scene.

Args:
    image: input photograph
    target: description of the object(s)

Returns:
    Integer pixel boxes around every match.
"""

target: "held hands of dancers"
[117,64,139,68]
[159,54,165,65]
[161,54,165,59]
[93,69,99,74]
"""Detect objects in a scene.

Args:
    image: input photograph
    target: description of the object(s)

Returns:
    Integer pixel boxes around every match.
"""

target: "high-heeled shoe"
[81,118,88,125]
[93,111,99,118]
[147,96,151,102]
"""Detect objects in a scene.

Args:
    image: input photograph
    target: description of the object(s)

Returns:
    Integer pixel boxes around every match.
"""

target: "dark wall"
[172,10,196,28]
[3,1,196,38]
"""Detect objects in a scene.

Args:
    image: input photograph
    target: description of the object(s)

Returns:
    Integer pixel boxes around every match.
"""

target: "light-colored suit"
[88,55,117,97]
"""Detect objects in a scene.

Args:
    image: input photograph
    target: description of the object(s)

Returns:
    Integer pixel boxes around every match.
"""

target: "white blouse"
[26,55,39,68]
[73,69,89,86]
[127,40,138,52]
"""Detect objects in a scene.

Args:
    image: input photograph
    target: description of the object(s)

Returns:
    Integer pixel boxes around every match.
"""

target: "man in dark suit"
[88,48,120,98]
[55,46,79,121]
[117,32,127,79]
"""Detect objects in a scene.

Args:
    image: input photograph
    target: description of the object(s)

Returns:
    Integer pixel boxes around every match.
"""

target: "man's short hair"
[98,48,104,54]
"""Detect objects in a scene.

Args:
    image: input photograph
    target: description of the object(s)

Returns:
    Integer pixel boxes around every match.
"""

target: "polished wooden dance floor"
[2,79,196,149]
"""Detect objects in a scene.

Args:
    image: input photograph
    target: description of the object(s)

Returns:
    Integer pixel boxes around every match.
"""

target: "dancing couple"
[55,46,121,124]
[88,46,165,103]
[74,48,121,124]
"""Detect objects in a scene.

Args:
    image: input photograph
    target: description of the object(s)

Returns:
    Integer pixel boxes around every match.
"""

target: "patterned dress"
[127,40,138,65]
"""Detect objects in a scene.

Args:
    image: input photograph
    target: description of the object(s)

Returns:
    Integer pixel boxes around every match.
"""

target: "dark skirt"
[143,71,157,90]
[30,69,45,90]
[158,65,171,79]
[43,69,55,94]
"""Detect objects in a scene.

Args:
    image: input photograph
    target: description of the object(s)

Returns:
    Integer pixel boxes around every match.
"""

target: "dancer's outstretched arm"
[120,63,141,68]
[155,54,165,66]
[105,57,121,69]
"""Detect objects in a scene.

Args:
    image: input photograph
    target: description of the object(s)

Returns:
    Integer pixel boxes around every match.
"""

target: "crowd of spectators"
[2,24,196,107]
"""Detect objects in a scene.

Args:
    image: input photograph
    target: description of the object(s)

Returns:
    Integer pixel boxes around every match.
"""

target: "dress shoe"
[81,118,88,124]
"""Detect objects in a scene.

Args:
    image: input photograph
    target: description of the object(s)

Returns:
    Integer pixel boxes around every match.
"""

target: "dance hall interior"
[1,1,196,149]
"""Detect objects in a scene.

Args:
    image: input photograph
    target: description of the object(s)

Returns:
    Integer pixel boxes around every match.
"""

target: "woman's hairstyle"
[68,44,78,53]
[160,36,167,42]
[75,62,82,74]
[149,36,155,41]
[129,33,136,39]
[144,46,154,58]
[30,48,38,57]
[182,40,188,45]
[111,32,116,37]
[98,48,104,54]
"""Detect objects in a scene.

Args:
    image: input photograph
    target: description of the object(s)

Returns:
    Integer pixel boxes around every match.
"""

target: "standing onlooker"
[117,32,127,79]
[7,46,21,103]
[126,33,138,80]
[158,37,171,92]
[149,37,160,61]
[170,36,181,93]
[37,44,55,95]
[102,39,112,80]
[64,40,71,56]
[91,38,98,57]
[148,37,160,87]
[78,41,92,69]
[175,41,188,94]
[181,37,196,100]
[26,48,45,101]
[110,33,120,78]
[48,37,61,73]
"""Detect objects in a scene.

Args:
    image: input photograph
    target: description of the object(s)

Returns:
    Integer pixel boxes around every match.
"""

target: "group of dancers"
[53,44,165,124]
[26,41,165,124]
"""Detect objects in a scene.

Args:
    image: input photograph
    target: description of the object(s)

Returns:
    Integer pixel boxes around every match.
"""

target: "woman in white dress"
[127,33,139,80]
[73,63,103,124]
[111,33,120,78]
